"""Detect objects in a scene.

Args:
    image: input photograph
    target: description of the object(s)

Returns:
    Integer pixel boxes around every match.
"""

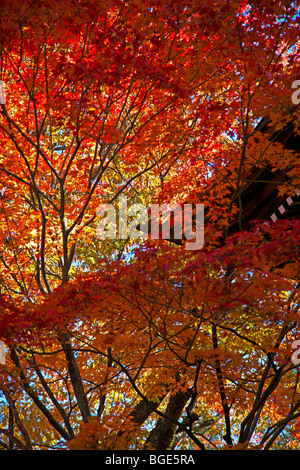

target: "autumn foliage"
[0,0,300,450]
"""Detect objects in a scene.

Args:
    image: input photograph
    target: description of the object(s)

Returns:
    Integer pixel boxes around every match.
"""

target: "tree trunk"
[144,390,190,450]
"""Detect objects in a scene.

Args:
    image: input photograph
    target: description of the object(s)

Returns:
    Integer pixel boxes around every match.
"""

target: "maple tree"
[0,0,299,451]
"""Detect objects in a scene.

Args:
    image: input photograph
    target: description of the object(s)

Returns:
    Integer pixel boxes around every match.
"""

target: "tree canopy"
[0,0,300,450]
